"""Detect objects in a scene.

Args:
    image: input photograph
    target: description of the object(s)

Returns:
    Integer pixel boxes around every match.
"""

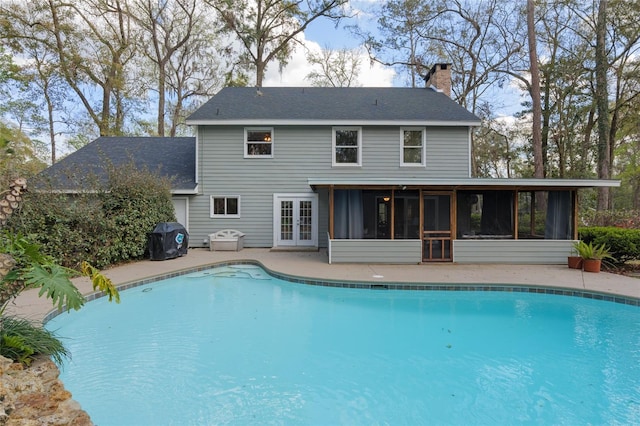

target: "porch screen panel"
[457,191,513,238]
[480,191,513,236]
[424,195,450,231]
[280,200,293,241]
[394,191,420,238]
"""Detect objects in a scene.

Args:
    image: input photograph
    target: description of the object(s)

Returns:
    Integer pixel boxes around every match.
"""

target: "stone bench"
[209,229,245,251]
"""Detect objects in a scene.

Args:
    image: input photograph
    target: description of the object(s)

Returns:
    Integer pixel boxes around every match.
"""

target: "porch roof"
[308,177,620,190]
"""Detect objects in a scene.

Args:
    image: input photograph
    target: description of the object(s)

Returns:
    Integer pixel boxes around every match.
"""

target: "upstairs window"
[245,128,273,158]
[333,127,362,166]
[401,128,425,166]
[210,195,240,218]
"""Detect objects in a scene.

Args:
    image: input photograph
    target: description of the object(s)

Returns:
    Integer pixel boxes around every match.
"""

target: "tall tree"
[0,10,63,163]
[0,0,140,137]
[600,0,640,208]
[305,47,361,87]
[205,0,349,87]
[47,0,138,136]
[429,0,525,175]
[164,28,225,136]
[527,0,544,181]
[133,0,198,137]
[359,0,433,87]
[595,0,610,210]
[26,51,62,163]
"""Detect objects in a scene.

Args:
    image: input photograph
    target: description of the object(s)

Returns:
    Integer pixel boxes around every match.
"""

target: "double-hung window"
[332,127,362,166]
[210,195,240,218]
[245,128,273,158]
[401,127,425,166]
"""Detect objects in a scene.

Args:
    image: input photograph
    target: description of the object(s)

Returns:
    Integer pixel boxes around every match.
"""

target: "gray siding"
[425,127,470,177]
[189,125,471,247]
[453,240,576,264]
[329,239,422,264]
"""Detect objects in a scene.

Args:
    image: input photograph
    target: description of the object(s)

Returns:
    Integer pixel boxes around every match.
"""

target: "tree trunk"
[44,80,56,164]
[157,68,166,137]
[527,0,546,212]
[527,0,544,181]
[595,0,610,210]
[256,51,265,88]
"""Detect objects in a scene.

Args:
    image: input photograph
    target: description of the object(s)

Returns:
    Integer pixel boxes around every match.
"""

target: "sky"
[262,1,398,88]
[262,32,396,87]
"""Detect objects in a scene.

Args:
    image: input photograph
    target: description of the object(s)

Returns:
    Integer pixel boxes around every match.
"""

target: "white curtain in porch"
[334,189,364,239]
[545,191,572,239]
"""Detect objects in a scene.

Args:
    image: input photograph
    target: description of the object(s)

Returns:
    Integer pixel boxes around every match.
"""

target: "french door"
[274,194,318,247]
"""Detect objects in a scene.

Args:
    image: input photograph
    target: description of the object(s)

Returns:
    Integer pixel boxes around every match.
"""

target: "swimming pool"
[47,264,640,425]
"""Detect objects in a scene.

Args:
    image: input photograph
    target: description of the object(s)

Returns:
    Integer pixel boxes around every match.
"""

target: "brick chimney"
[425,63,452,97]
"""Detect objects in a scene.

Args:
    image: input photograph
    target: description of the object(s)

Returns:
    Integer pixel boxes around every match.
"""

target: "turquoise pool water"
[47,265,640,425]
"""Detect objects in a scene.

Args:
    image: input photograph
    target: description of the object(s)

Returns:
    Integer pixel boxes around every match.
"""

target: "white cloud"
[262,34,395,87]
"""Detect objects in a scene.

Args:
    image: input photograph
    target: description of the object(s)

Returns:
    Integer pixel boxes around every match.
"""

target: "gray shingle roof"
[35,137,196,193]
[186,87,480,124]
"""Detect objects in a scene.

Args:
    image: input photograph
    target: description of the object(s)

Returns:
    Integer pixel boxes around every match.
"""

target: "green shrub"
[579,226,640,265]
[0,316,69,365]
[580,210,640,228]
[7,162,176,269]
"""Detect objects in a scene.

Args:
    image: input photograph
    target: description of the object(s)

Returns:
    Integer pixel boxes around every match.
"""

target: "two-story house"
[38,64,618,264]
[185,64,618,264]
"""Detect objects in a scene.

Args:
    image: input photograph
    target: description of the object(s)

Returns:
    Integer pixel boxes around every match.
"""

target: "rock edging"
[0,355,92,426]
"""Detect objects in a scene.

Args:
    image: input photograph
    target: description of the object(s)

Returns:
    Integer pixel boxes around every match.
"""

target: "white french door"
[274,194,318,247]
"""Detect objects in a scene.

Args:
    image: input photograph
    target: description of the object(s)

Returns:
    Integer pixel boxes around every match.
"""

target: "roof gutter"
[186,119,482,127]
[308,177,620,190]
[32,185,200,195]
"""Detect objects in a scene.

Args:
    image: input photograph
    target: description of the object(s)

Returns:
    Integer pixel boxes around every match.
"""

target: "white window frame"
[210,195,241,218]
[244,127,274,158]
[400,127,426,167]
[332,126,362,167]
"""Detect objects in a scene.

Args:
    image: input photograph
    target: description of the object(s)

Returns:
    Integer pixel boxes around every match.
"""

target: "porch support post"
[450,190,457,240]
[513,189,518,240]
[572,189,579,240]
[390,189,395,239]
[329,185,334,239]
[530,191,536,236]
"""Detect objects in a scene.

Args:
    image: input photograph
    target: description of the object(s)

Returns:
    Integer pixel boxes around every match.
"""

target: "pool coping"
[42,259,640,324]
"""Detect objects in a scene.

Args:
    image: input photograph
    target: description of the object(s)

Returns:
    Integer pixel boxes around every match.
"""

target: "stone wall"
[0,355,92,426]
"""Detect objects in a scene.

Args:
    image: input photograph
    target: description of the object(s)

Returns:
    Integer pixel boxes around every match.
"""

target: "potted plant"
[574,241,613,273]
[568,242,584,269]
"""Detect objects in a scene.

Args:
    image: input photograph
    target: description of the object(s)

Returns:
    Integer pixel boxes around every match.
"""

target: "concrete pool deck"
[7,248,640,322]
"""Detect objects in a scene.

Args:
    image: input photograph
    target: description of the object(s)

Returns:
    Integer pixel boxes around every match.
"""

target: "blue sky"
[262,3,397,87]
[303,13,367,50]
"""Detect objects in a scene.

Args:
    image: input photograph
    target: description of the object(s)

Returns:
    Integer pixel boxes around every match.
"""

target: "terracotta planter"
[583,259,602,273]
[568,256,583,269]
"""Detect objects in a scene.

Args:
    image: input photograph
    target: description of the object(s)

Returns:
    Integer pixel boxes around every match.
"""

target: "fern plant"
[0,316,69,365]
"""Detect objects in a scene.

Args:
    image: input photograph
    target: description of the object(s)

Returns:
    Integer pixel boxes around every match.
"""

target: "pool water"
[47,265,640,425]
